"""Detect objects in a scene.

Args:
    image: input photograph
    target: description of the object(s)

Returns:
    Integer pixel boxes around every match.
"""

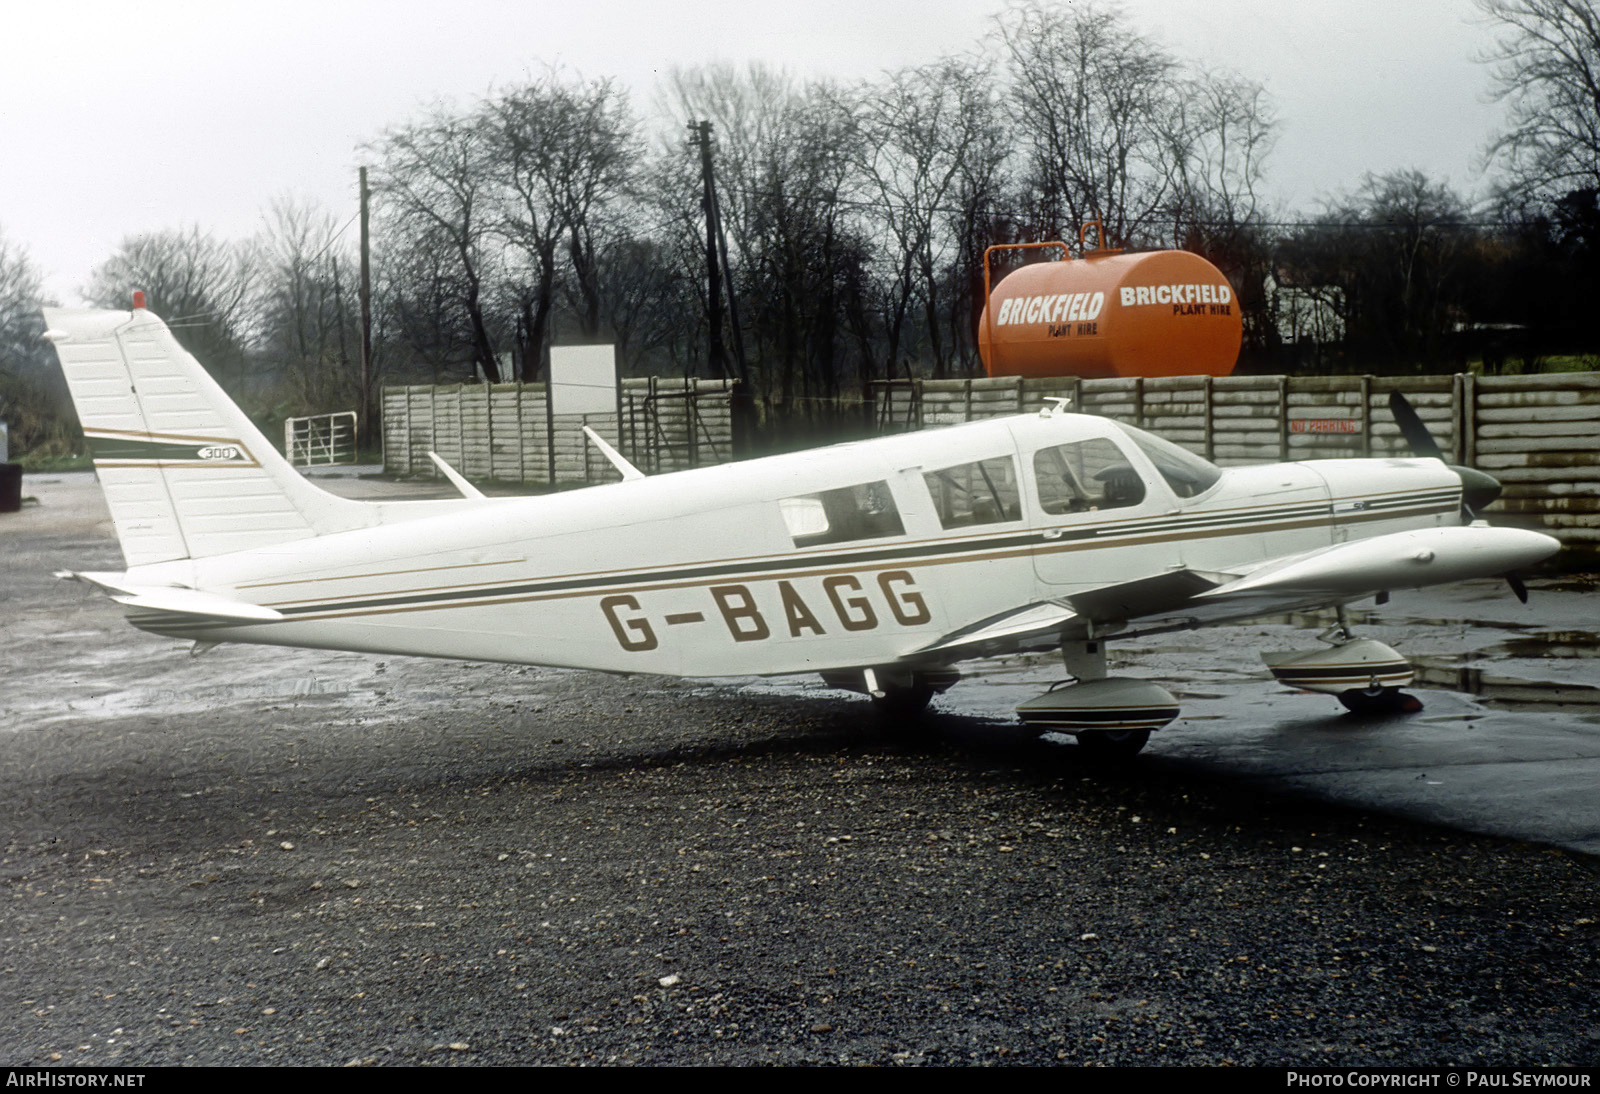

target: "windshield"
[1113,424,1223,499]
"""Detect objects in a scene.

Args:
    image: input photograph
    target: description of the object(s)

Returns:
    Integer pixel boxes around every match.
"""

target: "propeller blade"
[1505,572,1529,604]
[1387,391,1444,461]
[1388,392,1504,523]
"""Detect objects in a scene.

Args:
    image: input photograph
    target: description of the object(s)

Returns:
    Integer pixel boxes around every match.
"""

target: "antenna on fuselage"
[1039,396,1073,418]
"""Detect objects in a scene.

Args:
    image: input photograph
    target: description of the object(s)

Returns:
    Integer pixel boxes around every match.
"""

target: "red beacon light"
[132,291,146,310]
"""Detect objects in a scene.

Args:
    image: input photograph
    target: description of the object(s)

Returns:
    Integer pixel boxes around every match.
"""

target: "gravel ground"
[2,478,1597,1067]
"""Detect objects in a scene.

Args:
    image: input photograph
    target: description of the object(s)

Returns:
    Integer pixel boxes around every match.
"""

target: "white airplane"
[42,300,1559,759]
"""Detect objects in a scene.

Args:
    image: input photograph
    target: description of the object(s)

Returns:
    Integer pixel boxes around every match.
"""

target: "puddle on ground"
[1412,658,1600,709]
[1277,607,1542,633]
[1411,630,1600,710]
[722,618,1600,722]
[1541,578,1600,593]
[1498,631,1600,659]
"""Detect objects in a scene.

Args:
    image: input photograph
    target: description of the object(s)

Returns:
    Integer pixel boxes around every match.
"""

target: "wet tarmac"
[860,582,1600,855]
[724,557,1600,855]
[7,471,1600,860]
[4,471,1600,1065]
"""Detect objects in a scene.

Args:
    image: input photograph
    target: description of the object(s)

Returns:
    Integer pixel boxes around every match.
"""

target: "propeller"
[1386,391,1504,518]
[1387,390,1526,602]
[1387,389,1444,462]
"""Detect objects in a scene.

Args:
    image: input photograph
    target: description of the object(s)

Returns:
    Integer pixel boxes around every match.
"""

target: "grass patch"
[15,451,92,472]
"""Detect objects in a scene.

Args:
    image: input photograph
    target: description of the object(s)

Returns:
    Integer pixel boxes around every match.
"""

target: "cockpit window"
[780,481,905,547]
[1033,438,1146,514]
[923,456,1022,530]
[1115,424,1223,499]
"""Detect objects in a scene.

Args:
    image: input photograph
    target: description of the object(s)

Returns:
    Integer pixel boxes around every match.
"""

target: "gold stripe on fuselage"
[267,497,1457,623]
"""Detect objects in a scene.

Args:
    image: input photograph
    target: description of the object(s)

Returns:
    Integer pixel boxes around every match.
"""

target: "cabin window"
[780,481,905,547]
[923,456,1022,530]
[1117,424,1223,499]
[1033,438,1146,515]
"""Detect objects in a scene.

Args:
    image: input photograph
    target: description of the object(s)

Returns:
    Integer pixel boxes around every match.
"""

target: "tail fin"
[43,304,376,567]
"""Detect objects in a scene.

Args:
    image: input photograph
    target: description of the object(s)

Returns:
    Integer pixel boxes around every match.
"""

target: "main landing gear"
[1261,611,1421,715]
[822,666,961,721]
[1014,639,1179,761]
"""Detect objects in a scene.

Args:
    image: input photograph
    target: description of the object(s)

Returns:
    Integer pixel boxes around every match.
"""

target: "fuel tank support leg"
[1061,640,1107,682]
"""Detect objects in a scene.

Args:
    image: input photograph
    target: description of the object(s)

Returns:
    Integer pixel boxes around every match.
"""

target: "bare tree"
[486,87,565,380]
[370,107,502,381]
[662,65,870,416]
[84,226,262,383]
[1479,0,1600,204]
[1279,170,1476,368]
[1167,69,1278,349]
[1167,70,1275,241]
[0,228,69,456]
[940,66,1014,374]
[661,63,797,270]
[551,78,637,340]
[996,1,1182,246]
[256,195,358,414]
[854,58,1001,379]
[594,233,704,376]
[488,71,638,379]
[0,230,46,378]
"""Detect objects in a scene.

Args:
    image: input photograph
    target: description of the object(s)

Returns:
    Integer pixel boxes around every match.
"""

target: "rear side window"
[780,481,905,547]
[1034,439,1146,515]
[923,456,1022,529]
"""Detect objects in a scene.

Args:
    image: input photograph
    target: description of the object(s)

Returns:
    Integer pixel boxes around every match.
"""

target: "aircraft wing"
[914,601,1079,659]
[912,524,1558,659]
[1096,525,1557,638]
[909,569,1243,661]
[1194,526,1556,603]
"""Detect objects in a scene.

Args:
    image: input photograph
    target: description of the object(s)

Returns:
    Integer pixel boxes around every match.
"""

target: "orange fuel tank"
[978,249,1240,379]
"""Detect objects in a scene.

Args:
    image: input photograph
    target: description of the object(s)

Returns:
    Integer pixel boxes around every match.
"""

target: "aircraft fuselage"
[113,413,1463,677]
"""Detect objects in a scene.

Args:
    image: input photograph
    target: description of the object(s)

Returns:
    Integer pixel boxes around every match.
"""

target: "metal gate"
[621,378,731,474]
[285,412,358,466]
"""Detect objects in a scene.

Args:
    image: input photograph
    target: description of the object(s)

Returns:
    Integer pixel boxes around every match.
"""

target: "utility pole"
[710,169,749,387]
[358,166,373,452]
[692,121,729,380]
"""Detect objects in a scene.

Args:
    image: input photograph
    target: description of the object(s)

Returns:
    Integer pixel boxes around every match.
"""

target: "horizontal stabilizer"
[67,571,283,622]
[583,427,646,481]
[428,451,487,499]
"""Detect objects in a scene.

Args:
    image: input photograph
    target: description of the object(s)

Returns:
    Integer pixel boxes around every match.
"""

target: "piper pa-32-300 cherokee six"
[43,300,1558,759]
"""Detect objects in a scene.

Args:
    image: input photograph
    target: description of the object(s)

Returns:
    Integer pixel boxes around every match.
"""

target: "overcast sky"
[0,0,1508,302]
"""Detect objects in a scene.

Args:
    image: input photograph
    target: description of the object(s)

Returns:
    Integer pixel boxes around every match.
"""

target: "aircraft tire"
[1072,728,1150,762]
[870,685,935,722]
[1337,687,1424,716]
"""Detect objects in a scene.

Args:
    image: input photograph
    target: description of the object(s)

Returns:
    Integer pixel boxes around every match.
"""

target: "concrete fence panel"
[870,373,1600,549]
